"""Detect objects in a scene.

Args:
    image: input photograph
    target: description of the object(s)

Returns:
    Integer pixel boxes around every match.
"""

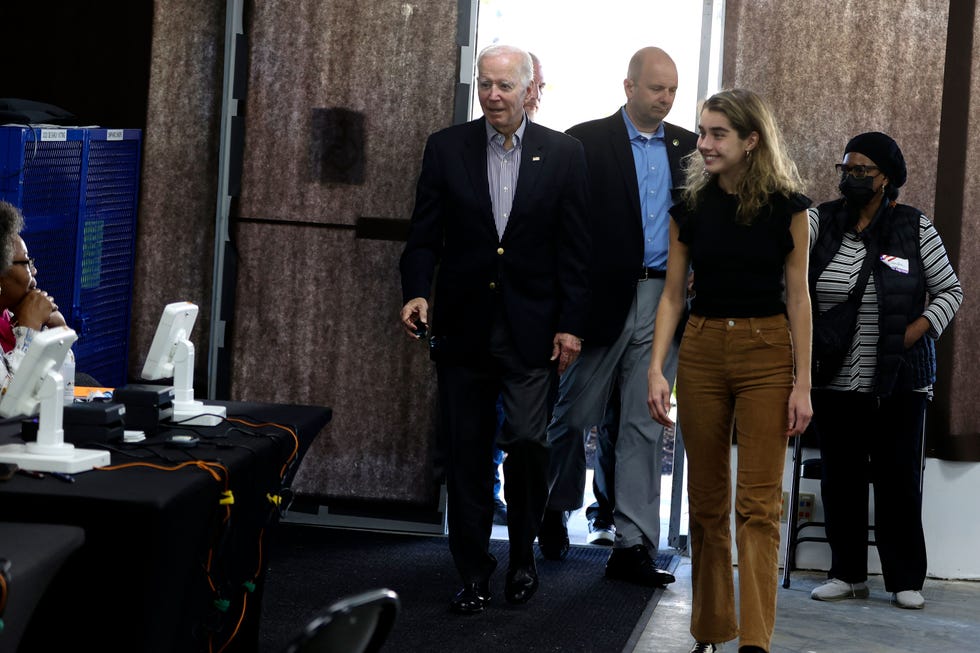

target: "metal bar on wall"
[208,0,245,399]
[697,0,725,110]
[455,0,479,125]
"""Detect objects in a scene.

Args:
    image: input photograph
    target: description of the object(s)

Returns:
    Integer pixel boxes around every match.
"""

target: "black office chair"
[282,588,400,653]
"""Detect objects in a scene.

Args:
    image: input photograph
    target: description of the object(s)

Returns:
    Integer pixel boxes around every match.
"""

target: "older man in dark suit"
[538,47,697,588]
[399,44,590,615]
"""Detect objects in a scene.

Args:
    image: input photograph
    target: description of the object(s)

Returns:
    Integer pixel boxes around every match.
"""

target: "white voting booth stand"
[141,301,226,427]
[0,328,110,473]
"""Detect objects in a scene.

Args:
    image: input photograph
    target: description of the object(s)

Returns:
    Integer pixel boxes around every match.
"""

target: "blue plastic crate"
[0,126,142,387]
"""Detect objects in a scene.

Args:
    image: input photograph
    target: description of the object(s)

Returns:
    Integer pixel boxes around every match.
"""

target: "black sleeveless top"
[671,181,811,318]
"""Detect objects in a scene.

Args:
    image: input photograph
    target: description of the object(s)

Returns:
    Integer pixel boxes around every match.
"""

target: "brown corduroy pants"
[676,314,795,651]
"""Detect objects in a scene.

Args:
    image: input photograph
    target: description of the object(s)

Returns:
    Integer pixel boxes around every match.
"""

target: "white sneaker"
[810,578,870,601]
[892,590,925,609]
[586,517,616,545]
[689,643,718,653]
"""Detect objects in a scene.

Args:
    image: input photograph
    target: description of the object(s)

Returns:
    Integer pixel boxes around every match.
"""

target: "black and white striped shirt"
[808,208,963,392]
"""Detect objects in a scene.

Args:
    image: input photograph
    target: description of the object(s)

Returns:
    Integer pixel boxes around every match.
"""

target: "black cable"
[86,441,172,462]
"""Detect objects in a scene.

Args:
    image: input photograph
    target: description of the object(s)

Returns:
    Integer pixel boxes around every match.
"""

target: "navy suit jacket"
[400,117,591,367]
[566,111,697,345]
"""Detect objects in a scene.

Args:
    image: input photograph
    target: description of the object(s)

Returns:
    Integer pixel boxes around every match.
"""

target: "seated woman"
[0,201,65,392]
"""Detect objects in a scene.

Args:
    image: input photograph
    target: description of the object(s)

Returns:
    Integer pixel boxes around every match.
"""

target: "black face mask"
[838,175,876,208]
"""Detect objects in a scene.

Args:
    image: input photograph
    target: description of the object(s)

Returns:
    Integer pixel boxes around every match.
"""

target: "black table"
[0,400,331,653]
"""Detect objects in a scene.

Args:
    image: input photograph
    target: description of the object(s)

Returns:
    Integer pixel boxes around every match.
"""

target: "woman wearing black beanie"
[807,132,963,609]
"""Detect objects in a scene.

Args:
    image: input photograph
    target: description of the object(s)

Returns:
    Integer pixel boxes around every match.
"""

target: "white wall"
[921,459,980,579]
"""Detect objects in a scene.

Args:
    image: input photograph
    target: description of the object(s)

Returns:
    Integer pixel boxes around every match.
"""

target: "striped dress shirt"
[486,120,526,240]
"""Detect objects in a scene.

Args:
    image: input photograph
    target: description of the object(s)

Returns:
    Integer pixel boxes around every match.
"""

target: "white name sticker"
[40,129,67,141]
[880,254,909,274]
[107,129,124,141]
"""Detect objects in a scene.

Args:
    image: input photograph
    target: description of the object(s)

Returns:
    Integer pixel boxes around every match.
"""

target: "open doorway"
[468,0,726,550]
[468,0,723,132]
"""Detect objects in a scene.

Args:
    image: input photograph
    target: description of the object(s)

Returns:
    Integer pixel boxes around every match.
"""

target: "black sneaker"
[605,544,675,586]
[537,509,569,560]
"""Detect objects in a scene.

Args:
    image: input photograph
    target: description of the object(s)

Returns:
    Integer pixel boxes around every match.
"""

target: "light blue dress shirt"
[622,107,672,269]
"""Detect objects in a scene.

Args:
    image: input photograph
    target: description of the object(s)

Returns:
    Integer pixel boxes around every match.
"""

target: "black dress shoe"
[537,509,569,561]
[449,581,490,614]
[605,544,676,587]
[505,565,539,604]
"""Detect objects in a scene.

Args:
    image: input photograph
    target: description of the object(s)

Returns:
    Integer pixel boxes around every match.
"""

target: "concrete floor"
[638,559,980,653]
[492,469,980,653]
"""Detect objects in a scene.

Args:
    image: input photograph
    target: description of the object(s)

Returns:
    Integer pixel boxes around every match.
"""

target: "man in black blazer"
[400,44,590,614]
[538,47,697,587]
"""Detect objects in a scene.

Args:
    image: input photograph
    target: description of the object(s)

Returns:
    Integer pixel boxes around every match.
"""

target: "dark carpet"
[258,523,676,653]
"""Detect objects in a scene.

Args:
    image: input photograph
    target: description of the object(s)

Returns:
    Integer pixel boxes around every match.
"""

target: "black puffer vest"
[810,198,934,397]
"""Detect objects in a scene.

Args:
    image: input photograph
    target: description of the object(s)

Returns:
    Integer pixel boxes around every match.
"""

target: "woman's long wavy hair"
[682,88,805,224]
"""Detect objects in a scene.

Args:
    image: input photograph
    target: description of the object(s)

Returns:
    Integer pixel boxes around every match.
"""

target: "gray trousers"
[545,277,679,552]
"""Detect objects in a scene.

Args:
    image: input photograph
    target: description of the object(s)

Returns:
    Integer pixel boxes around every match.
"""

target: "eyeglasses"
[835,164,880,179]
[11,257,35,269]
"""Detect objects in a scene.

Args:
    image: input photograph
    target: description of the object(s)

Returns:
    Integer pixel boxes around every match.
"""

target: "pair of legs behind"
[492,396,508,525]
[540,384,618,558]
[809,388,928,609]
[543,278,678,586]
[585,383,619,544]
[677,315,795,653]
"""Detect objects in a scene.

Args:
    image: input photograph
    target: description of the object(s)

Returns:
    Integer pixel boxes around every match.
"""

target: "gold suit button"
[497,247,504,255]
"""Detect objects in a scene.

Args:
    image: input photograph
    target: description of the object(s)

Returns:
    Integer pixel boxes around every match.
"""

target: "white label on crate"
[40,129,67,141]
[107,129,124,141]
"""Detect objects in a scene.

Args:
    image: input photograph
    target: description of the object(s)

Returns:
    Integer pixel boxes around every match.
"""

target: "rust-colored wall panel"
[131,0,226,379]
[229,0,459,502]
[238,0,458,224]
[229,224,439,502]
[724,1,948,215]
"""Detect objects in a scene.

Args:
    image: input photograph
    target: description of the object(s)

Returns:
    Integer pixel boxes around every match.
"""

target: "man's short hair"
[477,44,533,90]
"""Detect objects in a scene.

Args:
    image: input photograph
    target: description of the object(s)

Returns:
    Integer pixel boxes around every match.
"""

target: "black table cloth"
[0,400,331,653]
